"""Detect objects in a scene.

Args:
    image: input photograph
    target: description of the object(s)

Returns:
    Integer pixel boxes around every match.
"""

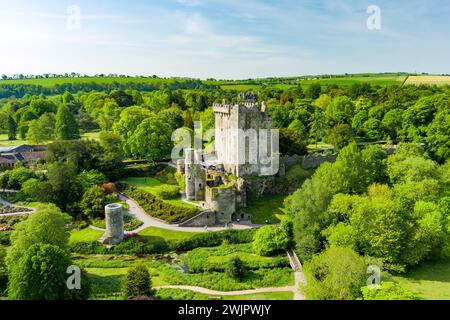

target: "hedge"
[118,185,198,224]
[154,185,180,200]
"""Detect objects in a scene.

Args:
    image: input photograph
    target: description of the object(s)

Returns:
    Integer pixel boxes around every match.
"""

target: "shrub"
[175,172,186,190]
[154,185,180,200]
[121,264,152,300]
[361,282,421,300]
[69,241,108,254]
[123,215,144,231]
[226,256,245,281]
[0,232,11,246]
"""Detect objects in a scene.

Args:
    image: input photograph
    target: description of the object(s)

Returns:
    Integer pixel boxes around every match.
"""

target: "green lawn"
[391,258,450,300]
[0,132,100,146]
[244,194,288,224]
[69,227,103,243]
[0,134,36,147]
[138,226,200,242]
[121,177,198,210]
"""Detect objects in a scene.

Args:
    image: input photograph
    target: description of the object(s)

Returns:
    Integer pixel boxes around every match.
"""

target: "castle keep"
[178,93,278,227]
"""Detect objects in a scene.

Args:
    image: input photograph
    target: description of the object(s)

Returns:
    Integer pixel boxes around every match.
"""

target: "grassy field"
[404,75,450,86]
[391,258,450,300]
[138,226,200,242]
[69,227,104,243]
[244,194,287,224]
[299,75,406,87]
[0,132,100,147]
[121,177,197,209]
[80,253,293,297]
[215,75,406,92]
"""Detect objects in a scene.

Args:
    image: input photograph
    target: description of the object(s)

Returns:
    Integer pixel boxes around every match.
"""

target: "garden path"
[116,192,257,233]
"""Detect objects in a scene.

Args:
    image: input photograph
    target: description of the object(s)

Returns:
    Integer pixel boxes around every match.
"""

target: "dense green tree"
[98,131,125,179]
[128,116,172,162]
[29,97,57,116]
[252,225,289,256]
[112,106,152,155]
[55,104,80,140]
[279,128,308,156]
[158,105,184,130]
[326,96,355,124]
[401,94,448,142]
[352,110,368,131]
[8,243,90,300]
[46,162,83,212]
[309,110,329,147]
[362,118,385,140]
[329,124,354,151]
[8,114,17,140]
[110,90,134,108]
[426,109,450,163]
[121,264,152,300]
[6,204,71,269]
[26,113,56,143]
[382,109,403,141]
[306,83,322,99]
[285,178,333,260]
[1,166,37,189]
[304,246,366,300]
[97,101,122,131]
[361,145,388,185]
[78,169,107,190]
[80,185,111,219]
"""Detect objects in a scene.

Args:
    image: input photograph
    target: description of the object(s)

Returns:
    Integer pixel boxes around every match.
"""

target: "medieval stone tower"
[180,93,277,226]
[185,148,205,201]
[213,93,273,177]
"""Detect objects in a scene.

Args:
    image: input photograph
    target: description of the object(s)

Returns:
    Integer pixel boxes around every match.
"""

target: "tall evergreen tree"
[55,104,80,140]
[7,115,16,141]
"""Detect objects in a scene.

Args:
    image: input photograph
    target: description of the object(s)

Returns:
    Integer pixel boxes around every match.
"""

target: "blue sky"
[0,0,449,79]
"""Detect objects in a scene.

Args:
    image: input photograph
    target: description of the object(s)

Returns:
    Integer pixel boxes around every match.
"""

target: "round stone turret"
[102,203,124,245]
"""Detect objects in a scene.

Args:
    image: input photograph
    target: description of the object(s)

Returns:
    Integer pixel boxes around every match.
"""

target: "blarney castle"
[176,93,280,226]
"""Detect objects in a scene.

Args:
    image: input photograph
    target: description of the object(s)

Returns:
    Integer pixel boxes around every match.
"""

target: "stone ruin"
[101,203,124,245]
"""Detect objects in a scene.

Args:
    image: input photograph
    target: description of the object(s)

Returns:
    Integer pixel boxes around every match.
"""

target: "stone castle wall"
[179,210,216,227]
[281,153,338,171]
[205,186,236,224]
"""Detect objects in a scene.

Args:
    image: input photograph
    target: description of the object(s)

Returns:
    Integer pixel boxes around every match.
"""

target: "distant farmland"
[405,75,450,86]
[0,77,186,87]
[217,75,407,91]
[0,74,408,92]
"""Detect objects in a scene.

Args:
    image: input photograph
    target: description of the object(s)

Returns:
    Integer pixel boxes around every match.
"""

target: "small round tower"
[102,203,124,245]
